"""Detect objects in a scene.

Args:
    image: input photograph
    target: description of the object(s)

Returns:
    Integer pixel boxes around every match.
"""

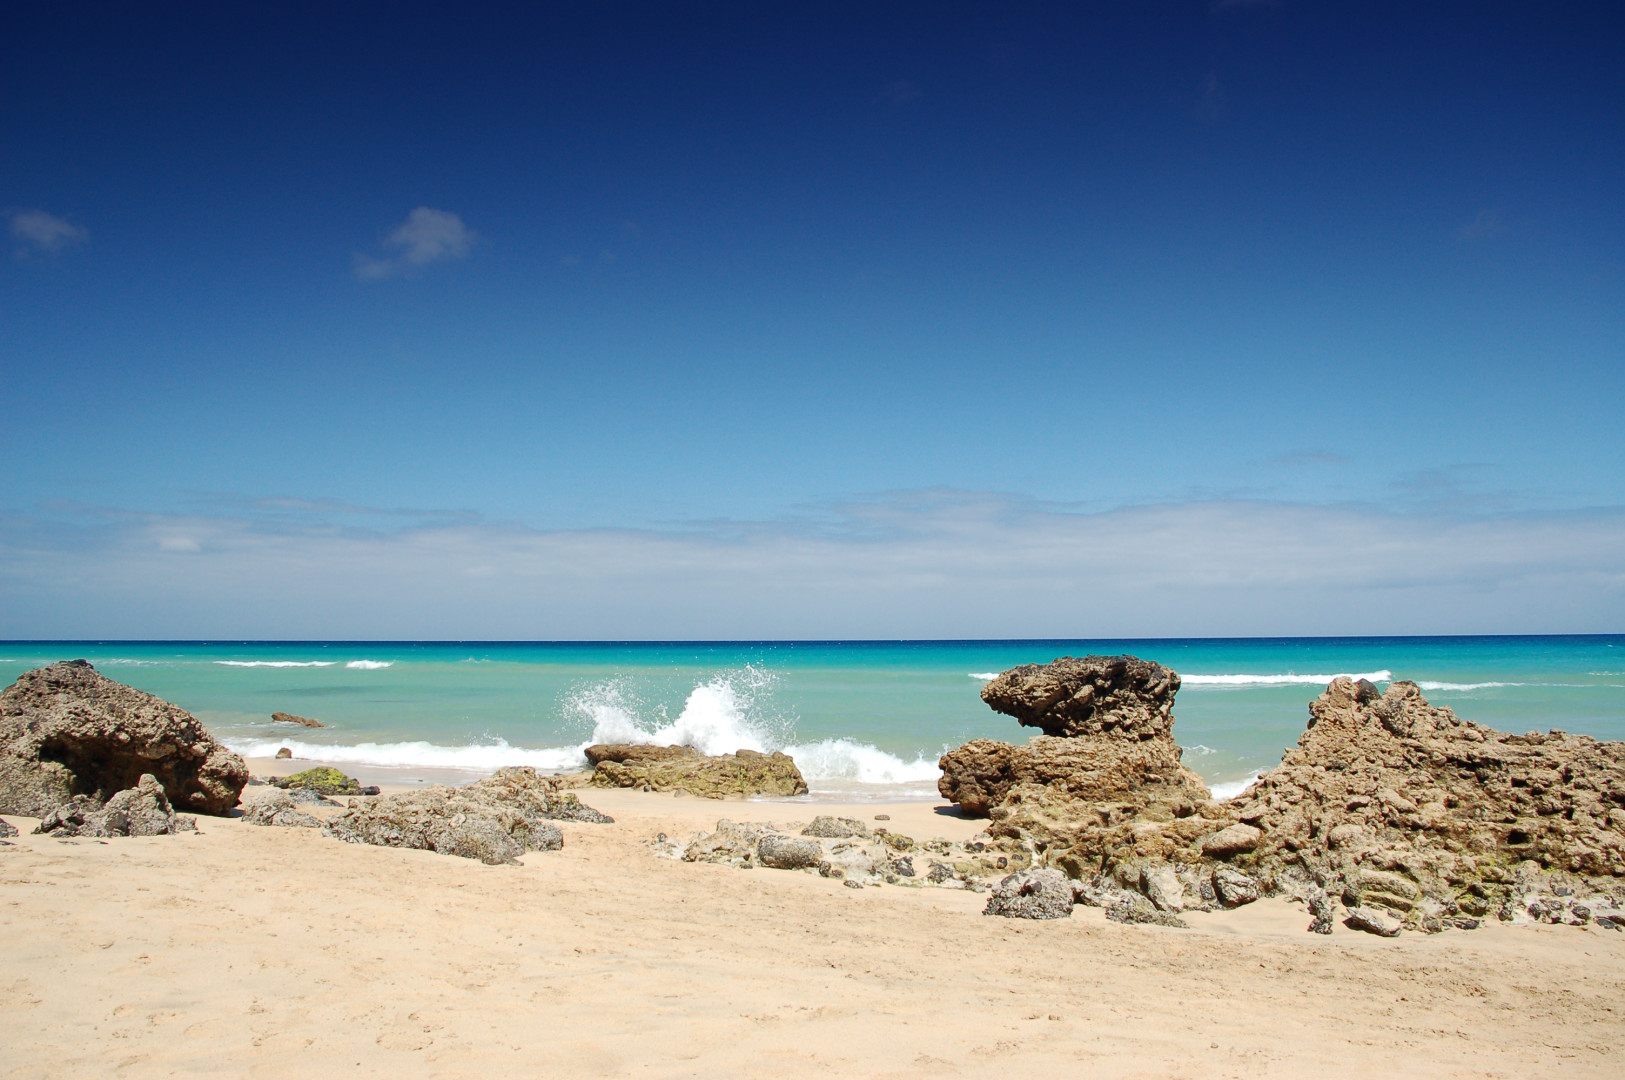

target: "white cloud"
[354,207,478,280]
[10,209,88,255]
[2,492,1621,640]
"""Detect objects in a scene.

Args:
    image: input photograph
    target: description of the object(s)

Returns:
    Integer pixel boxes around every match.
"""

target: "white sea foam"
[1209,775,1261,801]
[968,672,1000,680]
[1185,744,1216,756]
[1414,680,1520,691]
[346,660,394,670]
[215,660,337,668]
[1180,669,1393,687]
[231,667,940,789]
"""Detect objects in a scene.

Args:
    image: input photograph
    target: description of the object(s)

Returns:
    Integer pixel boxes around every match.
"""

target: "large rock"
[34,774,196,837]
[983,868,1074,919]
[757,835,823,869]
[587,744,809,797]
[980,655,1180,740]
[242,790,322,828]
[938,736,1209,818]
[0,661,247,816]
[322,766,608,864]
[271,767,376,796]
[1231,678,1625,917]
[272,712,323,728]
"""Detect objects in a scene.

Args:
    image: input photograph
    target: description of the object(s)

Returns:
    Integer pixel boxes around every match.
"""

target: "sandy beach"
[4,771,1624,1079]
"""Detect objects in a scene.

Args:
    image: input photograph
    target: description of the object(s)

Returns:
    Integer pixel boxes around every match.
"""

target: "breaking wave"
[1181,669,1392,687]
[215,660,337,668]
[346,660,394,670]
[231,667,941,791]
[1414,680,1521,691]
[1209,775,1261,801]
[968,672,1000,681]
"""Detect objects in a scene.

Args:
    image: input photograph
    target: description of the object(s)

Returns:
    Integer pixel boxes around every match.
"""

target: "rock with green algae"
[271,767,377,796]
[586,744,809,797]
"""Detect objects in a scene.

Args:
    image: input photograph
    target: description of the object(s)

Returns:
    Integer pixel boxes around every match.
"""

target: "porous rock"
[983,868,1074,920]
[801,815,870,838]
[1231,677,1625,920]
[980,655,1180,740]
[242,790,322,828]
[0,818,17,838]
[0,661,247,816]
[271,767,376,797]
[272,712,324,728]
[1140,862,1186,912]
[322,767,606,865]
[1105,895,1188,928]
[757,835,823,869]
[34,774,197,837]
[1212,866,1260,907]
[587,744,808,797]
[1201,823,1262,859]
[1344,906,1403,937]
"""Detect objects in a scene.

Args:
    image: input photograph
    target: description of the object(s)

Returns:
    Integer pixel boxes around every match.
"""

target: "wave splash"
[230,667,940,790]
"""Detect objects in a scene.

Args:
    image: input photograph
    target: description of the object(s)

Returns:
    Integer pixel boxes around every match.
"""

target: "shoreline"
[4,787,1623,1077]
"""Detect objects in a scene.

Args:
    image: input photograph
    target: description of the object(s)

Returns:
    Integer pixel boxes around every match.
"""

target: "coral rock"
[983,868,1074,920]
[980,654,1180,740]
[587,745,808,797]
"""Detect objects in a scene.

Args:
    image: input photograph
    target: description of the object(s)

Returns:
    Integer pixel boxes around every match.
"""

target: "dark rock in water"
[1104,895,1188,928]
[0,818,18,838]
[321,767,605,865]
[980,655,1180,740]
[275,747,293,759]
[801,815,871,839]
[0,661,247,816]
[757,835,823,870]
[983,868,1074,920]
[586,744,809,797]
[33,774,197,837]
[272,712,324,728]
[1212,867,1260,908]
[242,790,322,828]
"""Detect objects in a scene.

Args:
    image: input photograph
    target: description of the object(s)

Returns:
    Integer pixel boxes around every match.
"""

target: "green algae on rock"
[586,744,809,797]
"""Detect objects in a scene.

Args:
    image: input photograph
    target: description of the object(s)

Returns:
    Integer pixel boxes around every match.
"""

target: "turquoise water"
[2,638,1622,799]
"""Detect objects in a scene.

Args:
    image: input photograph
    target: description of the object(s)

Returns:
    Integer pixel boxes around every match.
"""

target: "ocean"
[3,637,1622,801]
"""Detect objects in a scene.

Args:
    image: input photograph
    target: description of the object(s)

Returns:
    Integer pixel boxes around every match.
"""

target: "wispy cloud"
[354,207,478,280]
[9,209,88,256]
[2,491,1620,639]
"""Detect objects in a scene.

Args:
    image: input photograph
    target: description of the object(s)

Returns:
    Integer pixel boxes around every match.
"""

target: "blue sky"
[2,2,1622,637]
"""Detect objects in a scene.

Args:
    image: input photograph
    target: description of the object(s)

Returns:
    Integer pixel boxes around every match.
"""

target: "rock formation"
[0,818,17,839]
[322,767,610,865]
[980,655,1181,739]
[982,868,1074,919]
[586,744,809,797]
[0,661,247,816]
[272,712,324,728]
[242,789,322,828]
[1226,677,1625,924]
[33,774,196,837]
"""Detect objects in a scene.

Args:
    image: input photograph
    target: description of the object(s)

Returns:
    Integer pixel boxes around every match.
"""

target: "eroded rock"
[34,774,197,837]
[979,655,1180,739]
[983,868,1074,920]
[586,744,809,797]
[0,661,247,816]
[272,712,324,728]
[242,790,322,828]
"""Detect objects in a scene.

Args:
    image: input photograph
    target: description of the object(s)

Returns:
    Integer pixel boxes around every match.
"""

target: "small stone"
[1344,905,1403,937]
[756,835,823,870]
[275,747,293,759]
[873,814,890,821]
[1449,917,1482,931]
[0,818,18,838]
[1140,863,1185,912]
[801,816,870,839]
[1306,886,1334,935]
[843,878,864,889]
[1105,895,1188,929]
[1201,823,1263,858]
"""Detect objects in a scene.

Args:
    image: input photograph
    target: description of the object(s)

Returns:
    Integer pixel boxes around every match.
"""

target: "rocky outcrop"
[0,818,17,839]
[272,712,324,728]
[938,736,1210,818]
[1226,677,1625,925]
[979,655,1180,740]
[0,661,247,816]
[33,774,197,837]
[322,767,610,864]
[586,744,809,797]
[242,790,322,828]
[982,868,1073,919]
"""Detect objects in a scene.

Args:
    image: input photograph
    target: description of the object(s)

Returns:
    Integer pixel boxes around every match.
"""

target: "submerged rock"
[0,661,247,816]
[34,774,197,837]
[983,868,1074,920]
[586,744,809,797]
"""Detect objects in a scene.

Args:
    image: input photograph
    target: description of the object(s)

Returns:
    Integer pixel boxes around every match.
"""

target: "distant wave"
[968,672,1000,681]
[1414,680,1522,691]
[1209,775,1261,801]
[345,660,393,670]
[1185,744,1216,756]
[1181,669,1392,688]
[227,737,585,772]
[215,660,336,668]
